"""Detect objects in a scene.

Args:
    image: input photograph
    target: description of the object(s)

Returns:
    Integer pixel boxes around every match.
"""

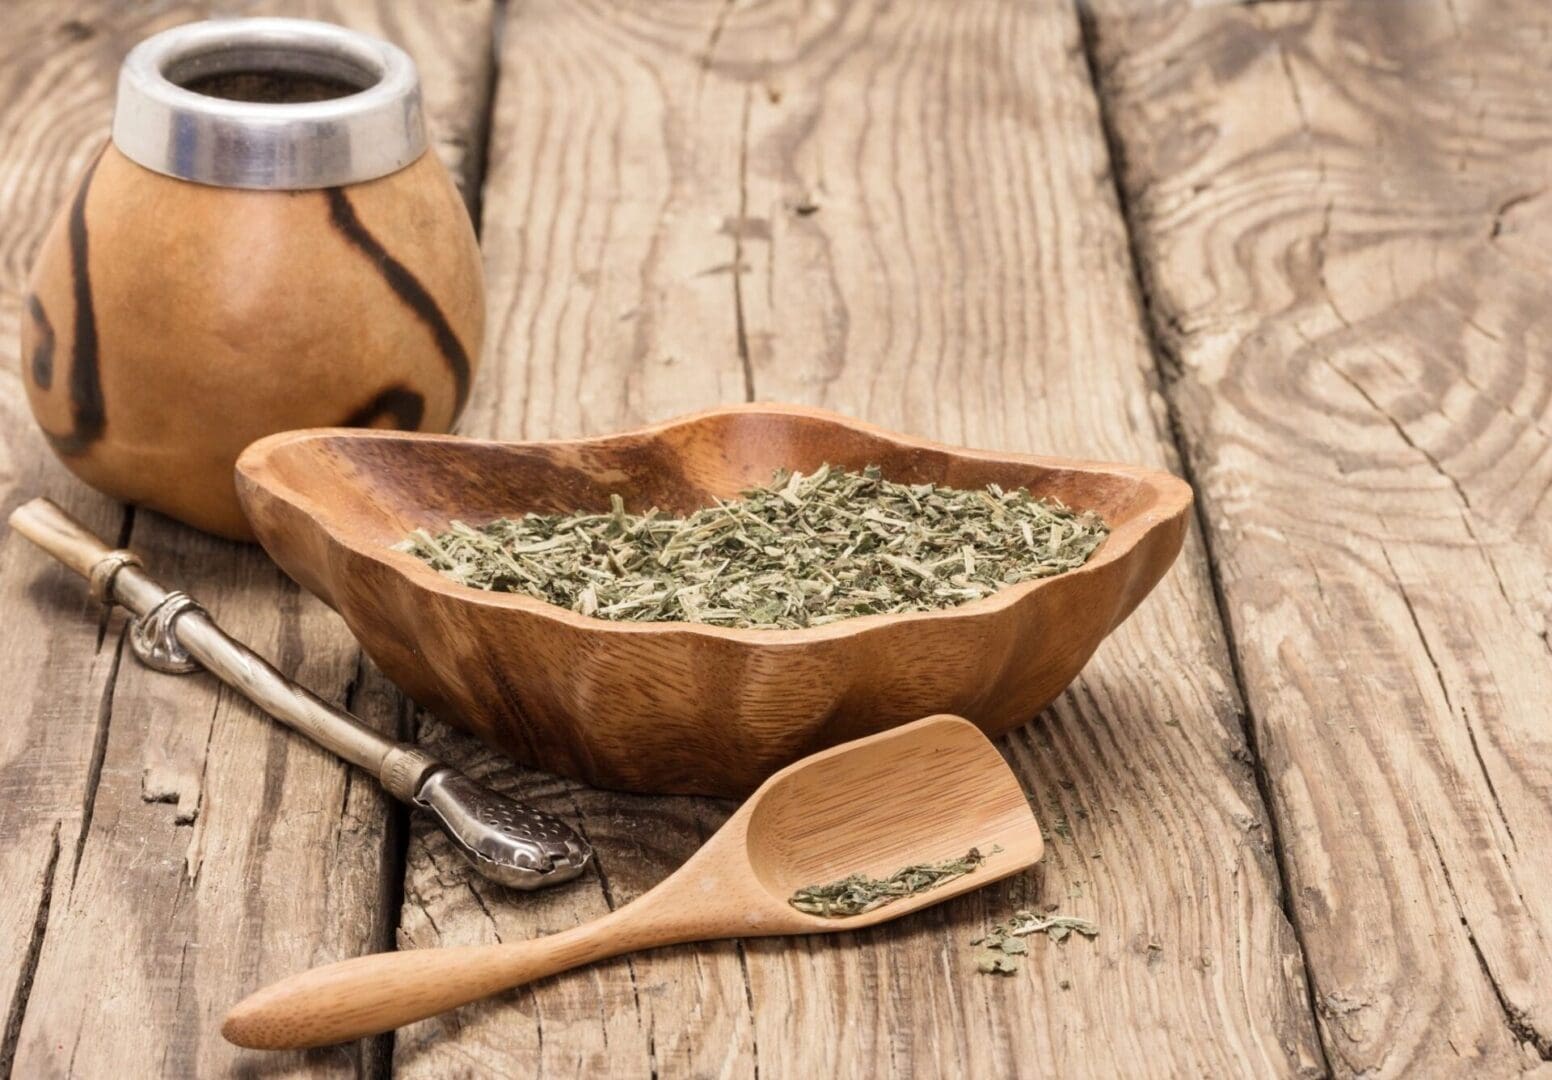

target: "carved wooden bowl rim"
[236,402,1194,644]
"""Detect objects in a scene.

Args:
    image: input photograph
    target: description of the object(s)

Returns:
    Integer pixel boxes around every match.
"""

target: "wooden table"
[2,1,1548,1076]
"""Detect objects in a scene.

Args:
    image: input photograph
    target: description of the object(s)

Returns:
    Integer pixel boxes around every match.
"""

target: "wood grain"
[21,0,1542,1076]
[1090,0,1552,1074]
[0,2,494,1076]
[396,1,1324,1077]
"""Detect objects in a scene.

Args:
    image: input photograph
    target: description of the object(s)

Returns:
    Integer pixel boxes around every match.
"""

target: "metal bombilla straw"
[9,498,593,891]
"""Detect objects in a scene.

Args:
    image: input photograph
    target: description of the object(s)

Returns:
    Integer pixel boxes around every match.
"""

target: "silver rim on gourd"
[111,16,425,190]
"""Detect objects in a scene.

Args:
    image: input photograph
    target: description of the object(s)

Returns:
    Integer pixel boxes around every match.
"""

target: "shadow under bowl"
[235,403,1192,797]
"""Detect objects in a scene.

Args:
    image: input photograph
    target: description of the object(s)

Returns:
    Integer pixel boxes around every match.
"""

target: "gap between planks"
[1086,0,1552,1072]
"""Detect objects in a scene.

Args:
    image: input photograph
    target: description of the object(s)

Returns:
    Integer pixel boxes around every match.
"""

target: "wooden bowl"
[236,404,1192,796]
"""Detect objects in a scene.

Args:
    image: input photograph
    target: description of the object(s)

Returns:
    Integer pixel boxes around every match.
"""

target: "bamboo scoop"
[224,714,1042,1049]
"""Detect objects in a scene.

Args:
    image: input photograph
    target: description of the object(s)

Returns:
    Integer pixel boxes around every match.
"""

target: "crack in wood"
[0,822,60,1080]
[570,806,660,1080]
[1421,824,1551,1059]
[1456,513,1516,613]
[463,880,503,945]
[1322,355,1476,512]
[1488,189,1543,240]
[366,736,411,1080]
[179,687,229,883]
[71,628,125,889]
[731,939,762,1080]
[700,0,736,73]
[461,7,501,234]
[1377,541,1520,856]
[1451,356,1552,445]
[731,83,756,404]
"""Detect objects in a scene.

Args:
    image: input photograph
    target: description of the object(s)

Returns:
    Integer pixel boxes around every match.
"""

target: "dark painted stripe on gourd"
[324,187,471,421]
[341,384,425,429]
[40,151,107,456]
[27,294,54,389]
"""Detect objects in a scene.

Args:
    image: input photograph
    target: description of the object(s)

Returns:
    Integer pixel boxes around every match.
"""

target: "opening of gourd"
[163,44,381,104]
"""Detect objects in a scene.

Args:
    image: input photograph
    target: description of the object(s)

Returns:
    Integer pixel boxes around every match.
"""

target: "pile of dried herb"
[973,909,1100,974]
[789,847,992,917]
[400,464,1108,629]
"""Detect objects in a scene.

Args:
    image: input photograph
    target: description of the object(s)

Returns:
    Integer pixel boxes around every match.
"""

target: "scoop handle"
[9,498,115,578]
[223,906,670,1049]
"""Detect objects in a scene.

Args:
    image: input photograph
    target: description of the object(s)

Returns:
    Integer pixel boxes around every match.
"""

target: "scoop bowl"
[236,403,1191,796]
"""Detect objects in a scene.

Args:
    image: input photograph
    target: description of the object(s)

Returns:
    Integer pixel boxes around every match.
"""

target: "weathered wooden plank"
[0,2,495,1076]
[1091,0,1552,1074]
[399,1,1323,1076]
[455,0,750,444]
[0,6,182,1074]
[732,2,1322,1076]
[394,4,753,1074]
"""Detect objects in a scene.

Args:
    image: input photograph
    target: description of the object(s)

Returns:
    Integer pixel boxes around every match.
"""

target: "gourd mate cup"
[237,404,1194,797]
[23,17,483,539]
